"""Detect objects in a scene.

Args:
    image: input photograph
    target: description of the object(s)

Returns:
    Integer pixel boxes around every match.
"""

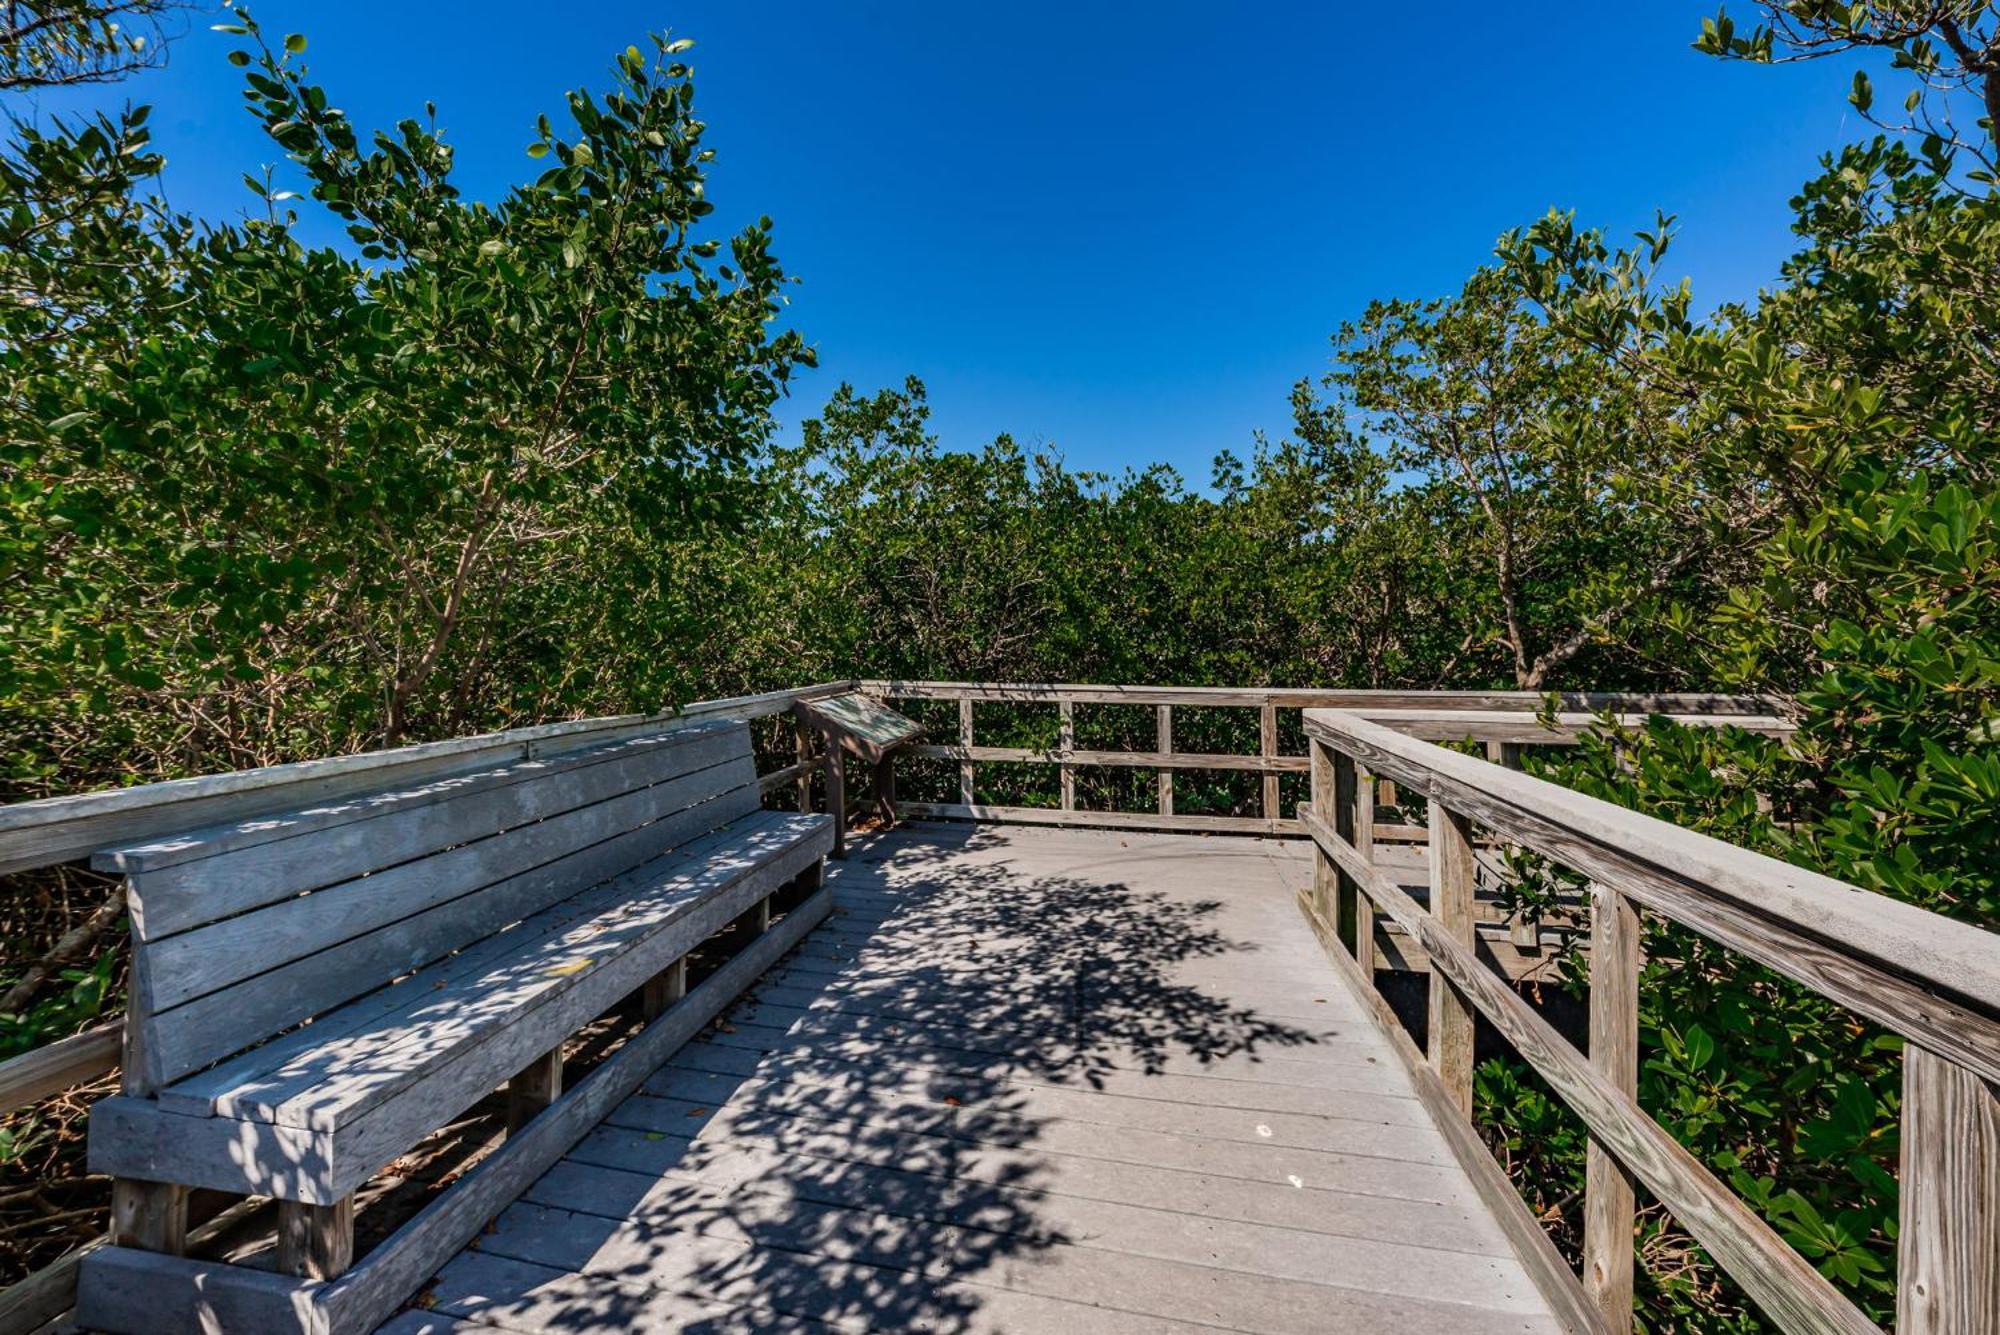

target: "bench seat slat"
[91,811,833,1203]
[184,811,818,1127]
[156,804,780,1118]
[137,744,754,1015]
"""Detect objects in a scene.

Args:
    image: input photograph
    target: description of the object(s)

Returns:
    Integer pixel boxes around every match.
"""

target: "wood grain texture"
[1260,703,1280,819]
[862,679,1782,713]
[1296,883,1612,1335]
[1156,704,1174,816]
[1304,709,2000,1084]
[0,1019,118,1115]
[1427,801,1476,1118]
[959,698,976,805]
[1299,805,1878,1335]
[899,801,1299,837]
[1059,700,1076,812]
[1897,1044,2000,1334]
[133,768,762,1089]
[1583,882,1640,1333]
[277,1196,354,1280]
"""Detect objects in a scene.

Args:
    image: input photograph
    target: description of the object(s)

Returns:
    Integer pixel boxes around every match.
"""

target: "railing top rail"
[1304,707,2000,1072]
[864,679,1790,715]
[0,680,855,876]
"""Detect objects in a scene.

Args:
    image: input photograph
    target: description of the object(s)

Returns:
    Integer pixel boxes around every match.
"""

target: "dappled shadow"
[411,821,1347,1333]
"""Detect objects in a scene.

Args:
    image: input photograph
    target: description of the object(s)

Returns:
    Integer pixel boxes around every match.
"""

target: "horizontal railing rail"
[1297,707,2000,1335]
[864,680,1792,839]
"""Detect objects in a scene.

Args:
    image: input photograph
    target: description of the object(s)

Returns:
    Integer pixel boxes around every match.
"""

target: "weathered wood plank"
[136,771,762,1090]
[154,806,783,1115]
[1299,805,1878,1335]
[863,680,1783,714]
[909,743,1309,772]
[1305,708,2000,1084]
[1584,882,1640,1333]
[1295,882,1612,1335]
[1157,704,1174,817]
[1260,703,1280,819]
[506,1049,563,1133]
[1426,800,1476,1118]
[958,698,975,805]
[311,885,836,1335]
[900,801,1298,837]
[1897,1044,2000,1334]
[276,1196,354,1280]
[1059,700,1076,812]
[0,1020,119,1115]
[117,722,747,934]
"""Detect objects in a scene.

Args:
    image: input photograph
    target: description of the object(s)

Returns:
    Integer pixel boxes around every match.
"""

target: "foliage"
[2,5,1997,1328]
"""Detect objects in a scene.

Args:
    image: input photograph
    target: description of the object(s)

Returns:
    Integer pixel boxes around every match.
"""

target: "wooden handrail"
[1299,706,2000,1335]
[872,680,1791,840]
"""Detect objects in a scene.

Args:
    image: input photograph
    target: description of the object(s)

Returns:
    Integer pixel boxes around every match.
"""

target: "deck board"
[390,822,1563,1333]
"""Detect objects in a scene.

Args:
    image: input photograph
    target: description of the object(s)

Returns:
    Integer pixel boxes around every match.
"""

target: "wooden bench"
[75,717,833,1335]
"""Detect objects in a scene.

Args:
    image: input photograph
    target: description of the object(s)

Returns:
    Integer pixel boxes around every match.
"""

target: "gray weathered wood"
[0,1020,119,1115]
[1584,881,1640,1333]
[1427,800,1476,1118]
[910,742,1309,772]
[1156,704,1174,816]
[133,764,761,1090]
[641,957,687,1022]
[506,1049,563,1133]
[1352,765,1377,980]
[1059,700,1076,812]
[958,698,975,805]
[116,722,745,935]
[1260,703,1280,819]
[156,808,780,1118]
[1296,875,1613,1335]
[1305,708,2000,1085]
[110,1179,187,1254]
[825,743,846,859]
[74,885,840,1335]
[1897,1044,2000,1334]
[1300,804,1878,1335]
[91,818,831,1202]
[899,800,1297,837]
[277,1196,354,1280]
[863,679,1782,714]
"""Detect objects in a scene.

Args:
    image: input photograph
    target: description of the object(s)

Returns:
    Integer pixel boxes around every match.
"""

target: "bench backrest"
[96,719,761,1092]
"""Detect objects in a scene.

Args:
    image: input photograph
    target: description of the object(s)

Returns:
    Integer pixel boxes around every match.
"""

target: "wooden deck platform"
[379,823,1562,1334]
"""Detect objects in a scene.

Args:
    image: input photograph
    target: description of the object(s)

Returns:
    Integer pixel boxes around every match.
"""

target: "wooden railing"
[864,679,1790,838]
[1298,707,2000,1335]
[0,680,851,1332]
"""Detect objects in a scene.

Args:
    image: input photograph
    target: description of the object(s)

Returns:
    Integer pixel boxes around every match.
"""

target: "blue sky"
[37,3,1865,479]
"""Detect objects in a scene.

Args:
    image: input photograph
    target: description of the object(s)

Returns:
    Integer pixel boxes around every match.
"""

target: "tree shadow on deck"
[426,822,1343,1333]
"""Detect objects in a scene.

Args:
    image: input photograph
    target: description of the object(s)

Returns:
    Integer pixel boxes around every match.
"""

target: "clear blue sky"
[40,2,1865,479]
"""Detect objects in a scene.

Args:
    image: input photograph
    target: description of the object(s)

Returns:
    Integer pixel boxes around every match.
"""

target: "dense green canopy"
[2,3,1996,1326]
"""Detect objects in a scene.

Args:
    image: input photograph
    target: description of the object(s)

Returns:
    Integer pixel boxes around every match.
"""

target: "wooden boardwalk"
[380,823,1561,1335]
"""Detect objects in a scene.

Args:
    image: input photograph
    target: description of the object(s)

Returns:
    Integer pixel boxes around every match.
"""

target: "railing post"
[1309,737,1336,929]
[1260,703,1279,823]
[793,717,814,812]
[1427,799,1476,1116]
[1583,881,1640,1332]
[1059,699,1075,812]
[825,739,846,860]
[1898,1044,2000,1333]
[1349,765,1376,980]
[958,697,975,805]
[1157,704,1174,817]
[1487,740,1539,951]
[1332,751,1359,953]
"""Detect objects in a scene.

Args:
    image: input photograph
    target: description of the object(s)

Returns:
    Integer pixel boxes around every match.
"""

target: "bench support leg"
[111,1179,189,1254]
[642,956,688,1021]
[277,1194,355,1280]
[871,755,897,827]
[796,856,825,893]
[507,1047,564,1132]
